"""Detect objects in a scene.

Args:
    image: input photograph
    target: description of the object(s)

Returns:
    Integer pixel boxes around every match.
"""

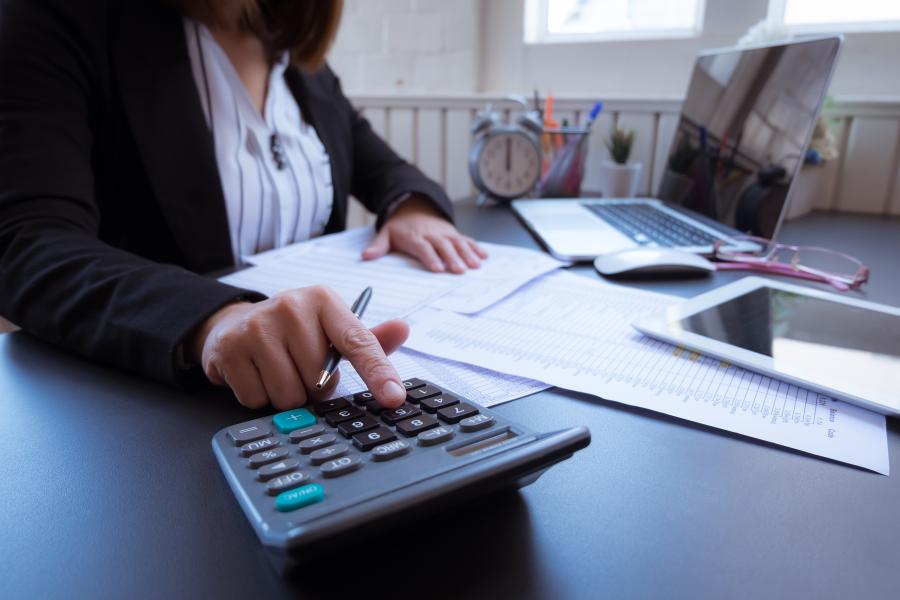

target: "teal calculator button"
[273,408,316,433]
[275,483,325,512]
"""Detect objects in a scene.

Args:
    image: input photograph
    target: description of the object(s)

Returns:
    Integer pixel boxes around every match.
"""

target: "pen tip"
[315,371,330,389]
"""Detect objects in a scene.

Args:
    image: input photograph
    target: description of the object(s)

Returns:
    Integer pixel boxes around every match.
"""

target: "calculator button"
[240,437,281,457]
[402,378,426,390]
[289,424,326,443]
[275,483,325,512]
[364,399,386,415]
[312,397,350,416]
[352,426,397,451]
[257,458,300,481]
[298,434,337,454]
[420,394,459,413]
[371,440,412,462]
[406,384,442,403]
[272,408,317,433]
[266,471,310,496]
[382,403,421,425]
[325,405,365,426]
[396,414,439,437]
[437,402,479,424]
[248,446,290,468]
[309,443,349,466]
[459,413,495,433]
[417,426,455,447]
[227,423,271,446]
[352,390,376,405]
[320,456,363,478]
[337,415,379,438]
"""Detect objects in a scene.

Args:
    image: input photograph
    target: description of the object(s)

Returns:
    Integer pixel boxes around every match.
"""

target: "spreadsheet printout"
[405,271,889,474]
[227,226,565,316]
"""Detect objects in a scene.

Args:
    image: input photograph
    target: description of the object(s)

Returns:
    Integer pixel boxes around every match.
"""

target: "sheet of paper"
[227,226,565,316]
[405,271,889,474]
[331,347,549,408]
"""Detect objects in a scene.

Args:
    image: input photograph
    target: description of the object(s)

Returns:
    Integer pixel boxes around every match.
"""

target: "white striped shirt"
[183,20,334,263]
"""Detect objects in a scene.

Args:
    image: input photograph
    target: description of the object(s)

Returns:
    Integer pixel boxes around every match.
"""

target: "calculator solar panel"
[212,378,590,571]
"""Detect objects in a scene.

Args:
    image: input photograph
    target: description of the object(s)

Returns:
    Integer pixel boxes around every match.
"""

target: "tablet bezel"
[633,276,900,417]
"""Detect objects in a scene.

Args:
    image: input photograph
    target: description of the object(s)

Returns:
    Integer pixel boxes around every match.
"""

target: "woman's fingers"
[251,338,307,410]
[404,236,445,272]
[451,235,481,269]
[219,355,268,409]
[427,234,465,274]
[315,288,406,408]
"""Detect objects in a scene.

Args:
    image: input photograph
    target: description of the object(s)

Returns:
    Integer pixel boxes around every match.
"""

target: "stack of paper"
[404,270,889,474]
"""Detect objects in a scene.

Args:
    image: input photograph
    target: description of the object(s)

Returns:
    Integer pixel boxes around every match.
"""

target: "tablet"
[633,277,900,416]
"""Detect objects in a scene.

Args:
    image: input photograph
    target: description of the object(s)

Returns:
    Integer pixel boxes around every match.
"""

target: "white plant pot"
[598,160,642,198]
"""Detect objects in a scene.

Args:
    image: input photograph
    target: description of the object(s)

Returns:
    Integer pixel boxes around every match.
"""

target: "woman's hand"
[188,286,409,410]
[362,196,488,274]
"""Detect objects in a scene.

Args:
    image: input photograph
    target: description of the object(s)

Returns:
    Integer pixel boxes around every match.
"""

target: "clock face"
[476,131,541,199]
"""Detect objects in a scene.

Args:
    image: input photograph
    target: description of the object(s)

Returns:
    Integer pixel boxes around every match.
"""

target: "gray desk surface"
[2,203,899,599]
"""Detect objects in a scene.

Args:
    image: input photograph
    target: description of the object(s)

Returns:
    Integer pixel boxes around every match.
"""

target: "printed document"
[405,271,889,474]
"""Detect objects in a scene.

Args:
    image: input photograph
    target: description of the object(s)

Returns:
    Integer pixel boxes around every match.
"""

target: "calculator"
[212,378,590,571]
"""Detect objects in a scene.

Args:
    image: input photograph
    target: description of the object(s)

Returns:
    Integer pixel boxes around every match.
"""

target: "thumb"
[370,319,410,356]
[362,229,391,260]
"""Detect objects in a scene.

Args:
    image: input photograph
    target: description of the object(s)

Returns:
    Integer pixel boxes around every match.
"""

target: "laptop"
[512,36,843,262]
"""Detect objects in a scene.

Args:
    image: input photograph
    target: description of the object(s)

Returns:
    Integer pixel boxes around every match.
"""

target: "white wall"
[481,0,900,99]
[328,0,481,94]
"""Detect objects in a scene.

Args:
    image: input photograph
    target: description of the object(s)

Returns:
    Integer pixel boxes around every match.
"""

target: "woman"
[0,0,486,410]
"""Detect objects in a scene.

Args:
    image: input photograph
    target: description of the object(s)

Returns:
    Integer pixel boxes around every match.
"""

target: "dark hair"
[172,0,343,70]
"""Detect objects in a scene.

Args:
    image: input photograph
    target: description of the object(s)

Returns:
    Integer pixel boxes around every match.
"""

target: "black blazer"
[0,0,452,386]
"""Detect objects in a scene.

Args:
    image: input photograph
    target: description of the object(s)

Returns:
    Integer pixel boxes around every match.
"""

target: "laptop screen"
[657,37,841,240]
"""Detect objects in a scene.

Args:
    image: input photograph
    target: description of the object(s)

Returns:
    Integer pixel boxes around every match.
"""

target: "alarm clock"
[468,97,543,203]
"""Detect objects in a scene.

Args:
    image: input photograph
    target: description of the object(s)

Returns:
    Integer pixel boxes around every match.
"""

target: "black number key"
[402,378,426,390]
[325,405,365,426]
[420,393,459,413]
[337,415,379,438]
[352,426,397,451]
[406,384,442,403]
[437,402,479,424]
[396,414,439,437]
[313,396,350,416]
[382,403,421,425]
[352,390,376,406]
[364,399,386,415]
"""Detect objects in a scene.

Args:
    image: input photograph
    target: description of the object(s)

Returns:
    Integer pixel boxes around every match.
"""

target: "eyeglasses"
[713,236,869,292]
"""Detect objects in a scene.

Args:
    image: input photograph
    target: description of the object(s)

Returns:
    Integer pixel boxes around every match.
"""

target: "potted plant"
[598,126,641,198]
[657,134,698,204]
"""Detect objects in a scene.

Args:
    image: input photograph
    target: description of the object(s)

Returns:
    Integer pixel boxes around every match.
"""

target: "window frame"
[767,0,900,34]
[523,0,706,45]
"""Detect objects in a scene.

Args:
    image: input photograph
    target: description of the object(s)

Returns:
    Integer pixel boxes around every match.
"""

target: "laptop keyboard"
[583,202,722,248]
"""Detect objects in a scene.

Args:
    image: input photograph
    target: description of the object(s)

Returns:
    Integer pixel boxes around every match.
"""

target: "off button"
[275,483,325,512]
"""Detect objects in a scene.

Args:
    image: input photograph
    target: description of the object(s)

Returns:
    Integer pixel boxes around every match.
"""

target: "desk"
[2,204,899,599]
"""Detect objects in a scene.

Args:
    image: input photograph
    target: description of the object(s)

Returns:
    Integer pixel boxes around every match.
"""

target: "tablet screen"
[677,287,900,403]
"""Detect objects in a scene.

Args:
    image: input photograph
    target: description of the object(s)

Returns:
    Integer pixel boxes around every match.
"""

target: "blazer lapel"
[112,1,233,272]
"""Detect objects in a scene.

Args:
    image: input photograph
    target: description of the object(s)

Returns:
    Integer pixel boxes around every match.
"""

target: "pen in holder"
[536,126,591,197]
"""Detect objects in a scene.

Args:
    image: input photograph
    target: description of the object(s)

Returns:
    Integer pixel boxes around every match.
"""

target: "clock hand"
[505,136,511,172]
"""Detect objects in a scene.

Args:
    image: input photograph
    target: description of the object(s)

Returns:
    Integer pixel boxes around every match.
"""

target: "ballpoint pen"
[315,286,373,389]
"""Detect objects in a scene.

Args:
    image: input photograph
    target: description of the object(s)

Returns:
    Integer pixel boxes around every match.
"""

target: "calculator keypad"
[221,379,518,518]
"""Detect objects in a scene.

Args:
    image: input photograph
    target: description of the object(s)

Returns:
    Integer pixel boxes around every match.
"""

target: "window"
[524,0,705,44]
[768,0,900,34]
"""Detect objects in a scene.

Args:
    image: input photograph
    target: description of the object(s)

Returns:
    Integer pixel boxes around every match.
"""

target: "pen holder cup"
[537,127,591,198]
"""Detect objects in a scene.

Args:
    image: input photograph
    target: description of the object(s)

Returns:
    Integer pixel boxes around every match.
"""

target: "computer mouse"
[593,247,715,278]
